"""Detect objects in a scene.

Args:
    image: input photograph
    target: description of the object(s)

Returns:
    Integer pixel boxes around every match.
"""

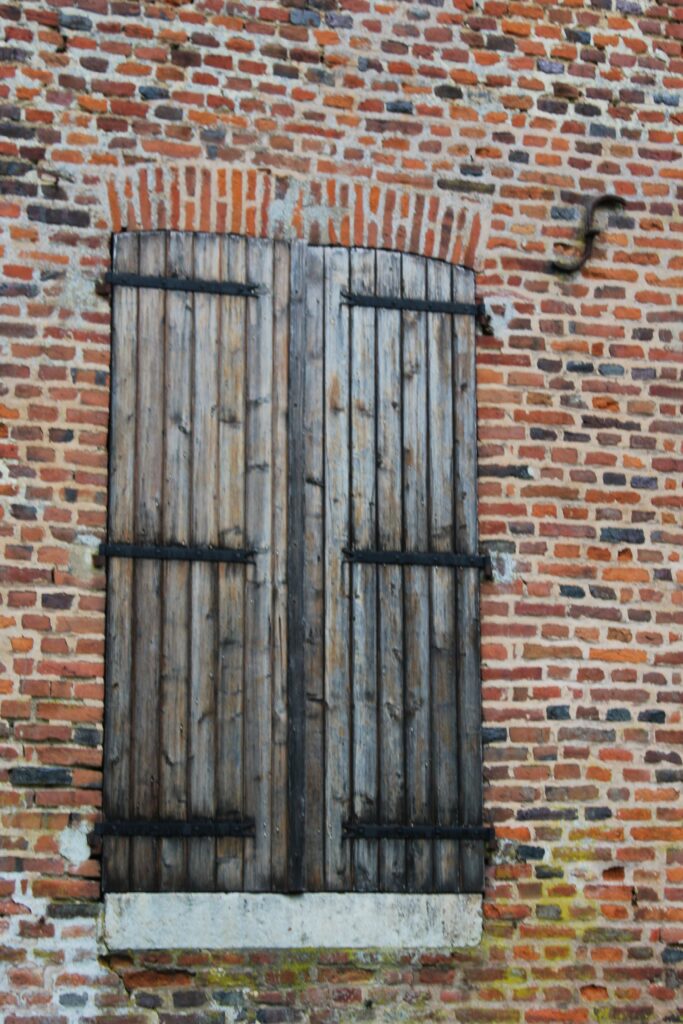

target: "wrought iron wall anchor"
[550,193,626,274]
[95,276,111,299]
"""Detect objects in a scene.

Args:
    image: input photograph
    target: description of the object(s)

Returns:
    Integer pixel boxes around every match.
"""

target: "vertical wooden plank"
[303,246,326,892]
[453,265,484,893]
[159,232,193,890]
[375,250,405,893]
[188,233,220,890]
[349,248,378,891]
[243,238,274,892]
[401,253,432,893]
[323,247,352,891]
[287,241,306,891]
[103,232,139,893]
[130,232,165,891]
[216,235,247,892]
[271,239,290,890]
[427,259,459,893]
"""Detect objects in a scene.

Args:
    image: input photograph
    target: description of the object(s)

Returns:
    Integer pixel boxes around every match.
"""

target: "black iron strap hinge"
[103,272,260,297]
[99,542,255,565]
[343,548,492,577]
[94,818,255,839]
[342,822,494,841]
[341,291,483,318]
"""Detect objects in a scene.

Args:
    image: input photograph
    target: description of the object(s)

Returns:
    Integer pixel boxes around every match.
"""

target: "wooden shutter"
[297,248,487,894]
[100,235,488,896]
[101,232,290,893]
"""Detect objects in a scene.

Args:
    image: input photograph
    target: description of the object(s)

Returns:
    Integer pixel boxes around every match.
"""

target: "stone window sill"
[102,892,483,950]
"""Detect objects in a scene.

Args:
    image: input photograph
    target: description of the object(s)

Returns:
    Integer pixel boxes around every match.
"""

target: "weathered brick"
[9,767,72,787]
[26,206,90,228]
[1,4,680,1023]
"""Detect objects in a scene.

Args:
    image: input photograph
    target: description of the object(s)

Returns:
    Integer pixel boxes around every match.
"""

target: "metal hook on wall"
[550,193,626,274]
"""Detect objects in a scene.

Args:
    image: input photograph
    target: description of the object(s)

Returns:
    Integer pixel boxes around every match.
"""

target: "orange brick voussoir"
[105,163,490,270]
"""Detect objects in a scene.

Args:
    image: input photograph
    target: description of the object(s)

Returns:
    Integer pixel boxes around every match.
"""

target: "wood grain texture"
[102,236,483,896]
[427,257,459,892]
[302,246,325,892]
[130,231,165,890]
[349,248,378,891]
[159,232,193,890]
[287,240,306,891]
[375,250,406,893]
[323,247,352,891]
[103,232,139,892]
[401,253,432,893]
[216,235,247,891]
[243,238,274,891]
[271,239,290,891]
[188,234,220,889]
[453,265,484,894]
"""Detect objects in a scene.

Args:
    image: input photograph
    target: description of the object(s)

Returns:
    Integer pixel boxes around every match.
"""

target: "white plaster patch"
[104,892,483,951]
[490,551,516,585]
[59,820,91,866]
[54,264,103,315]
[482,295,515,338]
[488,838,518,865]
[69,533,101,577]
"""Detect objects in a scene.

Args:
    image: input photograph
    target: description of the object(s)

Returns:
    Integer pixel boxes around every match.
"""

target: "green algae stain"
[502,967,529,988]
[206,968,257,988]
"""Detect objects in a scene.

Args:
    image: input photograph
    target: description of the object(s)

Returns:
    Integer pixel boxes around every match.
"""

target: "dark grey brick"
[27,205,90,228]
[547,706,570,720]
[482,726,507,744]
[600,528,645,544]
[10,766,72,787]
[606,708,631,722]
[517,845,545,861]
[59,13,93,30]
[638,710,665,723]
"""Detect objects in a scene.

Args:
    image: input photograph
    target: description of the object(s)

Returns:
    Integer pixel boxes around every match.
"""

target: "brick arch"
[105,163,489,270]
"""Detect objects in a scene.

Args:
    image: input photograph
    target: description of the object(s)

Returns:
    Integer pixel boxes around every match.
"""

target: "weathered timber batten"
[100,232,488,895]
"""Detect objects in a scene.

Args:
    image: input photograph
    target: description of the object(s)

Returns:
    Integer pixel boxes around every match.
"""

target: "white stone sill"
[102,892,482,951]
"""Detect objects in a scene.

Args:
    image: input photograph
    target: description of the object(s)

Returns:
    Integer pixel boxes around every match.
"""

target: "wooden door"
[100,235,487,895]
[101,232,289,893]
[297,247,486,894]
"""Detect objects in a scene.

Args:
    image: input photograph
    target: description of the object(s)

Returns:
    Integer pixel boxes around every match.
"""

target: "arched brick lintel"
[106,164,490,270]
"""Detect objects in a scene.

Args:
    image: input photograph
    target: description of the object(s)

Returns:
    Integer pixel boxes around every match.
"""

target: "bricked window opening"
[98,231,488,897]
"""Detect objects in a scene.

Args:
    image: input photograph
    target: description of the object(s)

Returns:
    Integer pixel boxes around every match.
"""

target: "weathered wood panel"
[130,232,165,890]
[401,253,432,893]
[375,250,406,893]
[216,235,247,891]
[427,257,459,892]
[188,234,221,890]
[103,232,139,892]
[349,248,378,891]
[323,247,352,891]
[243,238,275,891]
[287,241,306,891]
[159,232,193,890]
[453,265,484,894]
[302,246,325,892]
[271,239,290,891]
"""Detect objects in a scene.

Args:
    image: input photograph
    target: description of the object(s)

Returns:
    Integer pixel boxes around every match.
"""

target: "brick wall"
[1,0,682,1021]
